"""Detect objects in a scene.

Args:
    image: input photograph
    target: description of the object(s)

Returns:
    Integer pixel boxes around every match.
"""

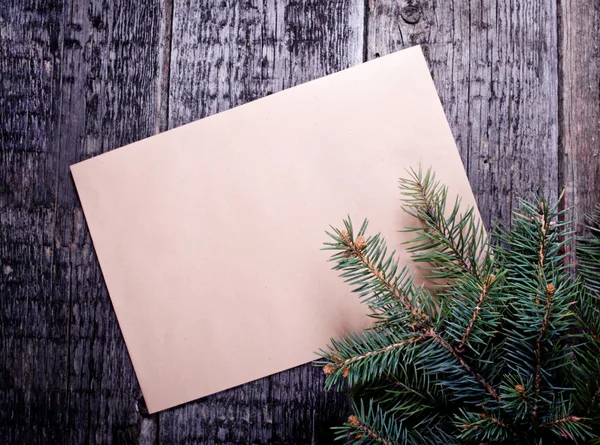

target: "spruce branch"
[321,330,430,387]
[334,401,406,445]
[532,282,555,421]
[322,217,502,402]
[540,415,582,427]
[336,400,457,445]
[458,273,495,350]
[455,409,511,442]
[399,167,488,283]
[399,167,502,356]
[346,413,394,445]
[334,224,429,323]
[318,167,600,443]
[428,327,501,401]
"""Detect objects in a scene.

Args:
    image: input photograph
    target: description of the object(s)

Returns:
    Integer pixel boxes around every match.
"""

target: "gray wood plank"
[1,0,169,443]
[367,0,559,228]
[59,2,169,443]
[0,1,69,443]
[559,1,600,236]
[160,1,364,443]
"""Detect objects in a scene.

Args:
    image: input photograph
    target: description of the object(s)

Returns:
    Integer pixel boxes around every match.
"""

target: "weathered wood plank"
[0,1,68,443]
[160,1,364,443]
[4,0,588,443]
[367,0,559,228]
[560,0,600,235]
[58,1,168,443]
[1,0,169,443]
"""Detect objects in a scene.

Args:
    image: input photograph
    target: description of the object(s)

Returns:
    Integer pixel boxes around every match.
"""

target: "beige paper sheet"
[71,45,479,413]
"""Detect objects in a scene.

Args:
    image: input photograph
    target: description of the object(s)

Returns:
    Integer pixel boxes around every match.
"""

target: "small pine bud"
[515,384,525,394]
[547,283,555,294]
[340,230,351,244]
[342,367,349,378]
[481,413,488,419]
[348,415,360,426]
[354,236,367,252]
[485,274,496,286]
[342,250,354,258]
[323,364,335,375]
[355,433,363,439]
[550,220,556,226]
[572,416,581,422]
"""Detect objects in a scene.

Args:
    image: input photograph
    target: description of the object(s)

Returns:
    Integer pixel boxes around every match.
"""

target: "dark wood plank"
[3,1,582,443]
[0,1,69,443]
[1,0,169,443]
[367,0,559,228]
[559,0,600,236]
[160,1,364,443]
[59,1,169,443]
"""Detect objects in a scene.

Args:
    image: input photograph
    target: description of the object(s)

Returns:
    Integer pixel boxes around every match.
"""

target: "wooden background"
[1,0,598,443]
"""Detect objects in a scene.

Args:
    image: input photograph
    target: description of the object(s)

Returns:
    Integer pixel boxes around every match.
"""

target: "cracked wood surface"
[1,0,598,443]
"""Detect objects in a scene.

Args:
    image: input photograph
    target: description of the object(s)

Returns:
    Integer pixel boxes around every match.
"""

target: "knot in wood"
[400,5,422,24]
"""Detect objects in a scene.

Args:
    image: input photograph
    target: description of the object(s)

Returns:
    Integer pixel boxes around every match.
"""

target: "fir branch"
[455,409,511,442]
[399,167,487,282]
[537,210,550,295]
[428,328,500,401]
[539,413,593,442]
[337,230,429,323]
[326,221,502,401]
[336,399,456,445]
[532,282,555,421]
[319,168,600,443]
[347,415,394,445]
[458,274,494,350]
[484,413,509,429]
[497,195,574,425]
[400,167,502,356]
[540,415,581,427]
[324,209,503,403]
[319,323,433,389]
[574,206,600,415]
[334,400,406,445]
[499,374,533,421]
[326,333,430,372]
[588,385,600,415]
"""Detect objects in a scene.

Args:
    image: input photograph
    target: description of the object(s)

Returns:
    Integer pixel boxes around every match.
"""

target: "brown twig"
[490,415,509,428]
[459,275,494,349]
[588,386,600,414]
[481,412,509,428]
[536,209,548,305]
[330,334,430,370]
[413,180,476,278]
[429,329,501,401]
[540,415,581,427]
[343,235,429,323]
[532,284,554,421]
[531,210,552,422]
[348,415,393,445]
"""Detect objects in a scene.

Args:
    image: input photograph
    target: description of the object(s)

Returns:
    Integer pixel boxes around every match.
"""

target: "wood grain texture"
[367,0,559,228]
[59,2,168,443]
[1,0,167,443]
[0,1,68,443]
[160,1,364,443]
[2,0,600,443]
[560,0,600,235]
